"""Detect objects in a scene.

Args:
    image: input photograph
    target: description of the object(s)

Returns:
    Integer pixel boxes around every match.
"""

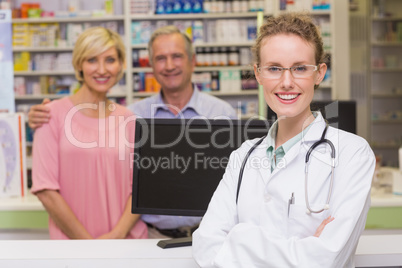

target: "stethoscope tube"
[304,122,335,214]
[236,121,336,215]
[236,135,266,204]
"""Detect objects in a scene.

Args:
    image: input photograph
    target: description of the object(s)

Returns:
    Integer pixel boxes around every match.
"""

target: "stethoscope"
[236,121,336,214]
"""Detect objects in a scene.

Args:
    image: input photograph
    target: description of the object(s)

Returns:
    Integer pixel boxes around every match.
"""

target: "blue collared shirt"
[128,86,238,120]
[127,86,237,229]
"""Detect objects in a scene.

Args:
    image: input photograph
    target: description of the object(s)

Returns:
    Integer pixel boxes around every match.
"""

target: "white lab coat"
[193,113,375,268]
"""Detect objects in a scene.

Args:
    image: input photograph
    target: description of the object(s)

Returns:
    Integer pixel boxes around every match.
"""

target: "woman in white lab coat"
[192,12,375,267]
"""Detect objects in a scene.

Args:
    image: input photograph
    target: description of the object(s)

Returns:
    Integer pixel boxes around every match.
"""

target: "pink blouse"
[31,97,147,239]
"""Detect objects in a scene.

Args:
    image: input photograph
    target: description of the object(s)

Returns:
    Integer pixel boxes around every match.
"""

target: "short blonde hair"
[72,27,126,82]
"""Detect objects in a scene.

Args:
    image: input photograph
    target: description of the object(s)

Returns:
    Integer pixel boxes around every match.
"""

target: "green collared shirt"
[266,113,316,172]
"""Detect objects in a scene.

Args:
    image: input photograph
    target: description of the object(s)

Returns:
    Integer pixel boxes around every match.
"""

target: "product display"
[11,0,345,171]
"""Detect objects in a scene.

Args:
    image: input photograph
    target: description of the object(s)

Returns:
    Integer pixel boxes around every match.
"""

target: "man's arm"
[28,98,51,129]
[36,189,93,239]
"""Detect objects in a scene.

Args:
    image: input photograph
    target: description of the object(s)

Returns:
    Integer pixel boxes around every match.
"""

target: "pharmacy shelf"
[371,16,402,21]
[318,82,332,89]
[0,193,44,211]
[371,68,402,72]
[371,144,401,149]
[371,41,402,47]
[367,0,402,168]
[15,94,69,100]
[12,47,74,52]
[372,119,402,124]
[131,42,255,49]
[310,10,331,15]
[130,12,261,21]
[194,42,255,48]
[15,92,127,100]
[371,93,402,98]
[133,90,259,98]
[14,70,75,76]
[208,90,259,96]
[131,66,253,73]
[275,10,331,16]
[12,15,124,24]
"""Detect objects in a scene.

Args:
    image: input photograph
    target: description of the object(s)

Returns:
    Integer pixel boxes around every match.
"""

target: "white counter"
[371,187,402,207]
[0,235,401,267]
[0,194,43,211]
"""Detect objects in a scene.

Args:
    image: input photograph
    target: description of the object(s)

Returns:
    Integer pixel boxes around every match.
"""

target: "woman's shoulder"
[329,127,374,157]
[46,97,74,117]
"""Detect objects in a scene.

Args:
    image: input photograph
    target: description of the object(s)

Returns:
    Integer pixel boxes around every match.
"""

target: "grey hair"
[148,25,194,64]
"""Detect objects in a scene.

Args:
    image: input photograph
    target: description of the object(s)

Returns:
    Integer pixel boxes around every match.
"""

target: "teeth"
[95,77,108,81]
[277,94,298,100]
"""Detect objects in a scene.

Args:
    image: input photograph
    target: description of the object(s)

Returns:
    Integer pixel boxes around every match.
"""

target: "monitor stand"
[157,237,192,249]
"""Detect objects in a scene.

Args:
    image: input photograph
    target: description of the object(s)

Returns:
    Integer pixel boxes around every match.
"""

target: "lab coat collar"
[300,112,327,144]
[300,112,340,168]
[265,112,338,179]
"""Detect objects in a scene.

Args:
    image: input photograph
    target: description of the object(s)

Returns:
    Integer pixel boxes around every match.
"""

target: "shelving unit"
[11,0,350,169]
[368,0,402,167]
[11,0,350,108]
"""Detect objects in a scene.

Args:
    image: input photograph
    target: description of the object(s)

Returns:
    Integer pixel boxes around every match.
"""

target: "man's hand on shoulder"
[28,98,51,130]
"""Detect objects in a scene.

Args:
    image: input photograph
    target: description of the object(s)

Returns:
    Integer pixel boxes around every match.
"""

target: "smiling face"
[80,47,122,94]
[150,33,195,94]
[254,34,326,121]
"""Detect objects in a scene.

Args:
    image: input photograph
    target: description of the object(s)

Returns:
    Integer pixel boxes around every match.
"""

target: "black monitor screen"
[131,118,270,217]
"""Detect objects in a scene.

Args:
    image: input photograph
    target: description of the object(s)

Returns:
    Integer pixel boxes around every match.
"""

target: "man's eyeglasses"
[257,65,319,79]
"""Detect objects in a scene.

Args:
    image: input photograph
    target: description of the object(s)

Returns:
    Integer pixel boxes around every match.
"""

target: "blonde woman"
[31,27,147,239]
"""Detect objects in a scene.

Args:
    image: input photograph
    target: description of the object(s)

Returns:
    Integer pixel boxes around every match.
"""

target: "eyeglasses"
[257,65,319,79]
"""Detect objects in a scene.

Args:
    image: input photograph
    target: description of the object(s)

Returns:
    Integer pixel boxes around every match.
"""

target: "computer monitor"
[131,118,271,217]
[266,100,357,134]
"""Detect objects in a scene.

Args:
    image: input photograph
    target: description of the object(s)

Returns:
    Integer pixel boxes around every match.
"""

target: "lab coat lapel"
[270,113,327,178]
[251,136,271,185]
[301,113,338,168]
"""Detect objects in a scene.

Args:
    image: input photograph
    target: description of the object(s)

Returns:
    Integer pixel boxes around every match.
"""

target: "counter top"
[0,194,43,211]
[371,188,402,207]
[0,235,401,267]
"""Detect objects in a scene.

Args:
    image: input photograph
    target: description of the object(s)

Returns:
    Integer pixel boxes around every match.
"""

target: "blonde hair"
[147,25,194,64]
[72,27,126,82]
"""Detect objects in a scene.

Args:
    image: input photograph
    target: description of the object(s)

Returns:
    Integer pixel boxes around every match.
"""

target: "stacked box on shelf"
[13,52,30,71]
[131,21,154,44]
[13,23,59,48]
[130,0,155,14]
[219,70,241,93]
[30,24,55,47]
[192,72,212,92]
[38,76,62,95]
[12,23,30,47]
[66,23,84,46]
[56,53,73,71]
[14,77,26,96]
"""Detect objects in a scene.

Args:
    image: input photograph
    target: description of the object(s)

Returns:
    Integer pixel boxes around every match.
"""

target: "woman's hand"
[314,216,334,237]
